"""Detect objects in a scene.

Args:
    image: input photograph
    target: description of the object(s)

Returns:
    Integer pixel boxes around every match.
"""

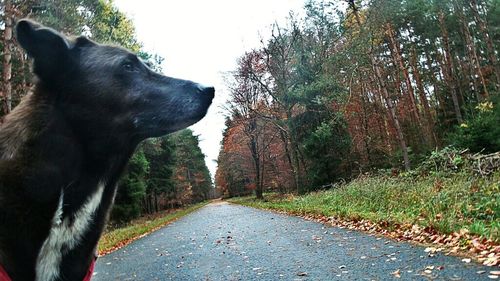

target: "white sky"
[114,0,305,179]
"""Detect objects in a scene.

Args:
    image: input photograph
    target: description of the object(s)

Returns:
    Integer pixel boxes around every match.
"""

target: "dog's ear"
[16,19,71,81]
[74,36,97,48]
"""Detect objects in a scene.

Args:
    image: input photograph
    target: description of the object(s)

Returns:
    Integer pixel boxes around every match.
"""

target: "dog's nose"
[200,86,215,100]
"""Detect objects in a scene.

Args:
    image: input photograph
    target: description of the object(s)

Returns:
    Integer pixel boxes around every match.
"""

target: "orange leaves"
[246,183,257,191]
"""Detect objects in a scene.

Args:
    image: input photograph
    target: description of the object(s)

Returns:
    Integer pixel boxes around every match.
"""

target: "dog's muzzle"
[199,86,215,102]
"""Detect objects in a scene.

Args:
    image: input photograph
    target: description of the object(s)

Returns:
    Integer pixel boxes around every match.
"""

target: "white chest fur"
[35,182,105,281]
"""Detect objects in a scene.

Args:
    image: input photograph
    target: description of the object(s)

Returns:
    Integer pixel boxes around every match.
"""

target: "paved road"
[93,202,492,280]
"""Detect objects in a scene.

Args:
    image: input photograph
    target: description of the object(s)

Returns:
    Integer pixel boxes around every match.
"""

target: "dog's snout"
[200,86,215,100]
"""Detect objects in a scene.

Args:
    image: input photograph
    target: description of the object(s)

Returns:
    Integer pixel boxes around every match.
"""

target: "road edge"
[98,201,210,256]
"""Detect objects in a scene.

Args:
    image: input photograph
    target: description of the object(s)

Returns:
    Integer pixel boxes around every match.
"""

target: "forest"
[216,0,500,198]
[0,0,213,223]
[1,0,499,222]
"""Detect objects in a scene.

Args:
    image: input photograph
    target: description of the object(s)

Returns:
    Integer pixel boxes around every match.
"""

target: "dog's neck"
[0,85,137,280]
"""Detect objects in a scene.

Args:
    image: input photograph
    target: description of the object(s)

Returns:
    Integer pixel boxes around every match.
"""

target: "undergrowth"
[229,171,499,242]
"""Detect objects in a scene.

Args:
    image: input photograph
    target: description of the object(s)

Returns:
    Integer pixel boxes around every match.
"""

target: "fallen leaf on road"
[424,247,444,254]
[391,269,401,278]
[312,235,322,241]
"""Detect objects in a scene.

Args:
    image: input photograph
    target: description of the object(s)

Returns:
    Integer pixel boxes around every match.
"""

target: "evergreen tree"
[112,147,149,222]
[143,137,176,213]
[171,129,213,203]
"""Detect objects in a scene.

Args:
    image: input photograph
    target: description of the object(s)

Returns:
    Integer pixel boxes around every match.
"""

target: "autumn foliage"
[216,0,500,197]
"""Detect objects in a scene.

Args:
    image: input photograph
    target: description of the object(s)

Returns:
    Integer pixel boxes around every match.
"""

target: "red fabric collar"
[0,265,11,281]
[83,258,96,281]
[0,259,95,281]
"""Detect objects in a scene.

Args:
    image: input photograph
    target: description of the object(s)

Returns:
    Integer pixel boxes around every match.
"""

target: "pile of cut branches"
[472,152,500,176]
[420,147,500,177]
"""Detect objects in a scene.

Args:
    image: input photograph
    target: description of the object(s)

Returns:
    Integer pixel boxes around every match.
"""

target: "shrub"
[449,98,500,153]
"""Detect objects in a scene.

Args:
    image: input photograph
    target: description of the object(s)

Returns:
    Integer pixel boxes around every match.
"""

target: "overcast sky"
[114,0,305,179]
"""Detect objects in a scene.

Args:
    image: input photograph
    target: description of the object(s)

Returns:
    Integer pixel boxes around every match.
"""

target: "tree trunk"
[360,82,373,168]
[386,23,421,126]
[469,0,500,89]
[154,192,159,213]
[438,11,463,124]
[367,71,394,154]
[2,0,13,114]
[455,2,489,99]
[16,47,30,99]
[410,47,437,146]
[347,1,402,165]
[285,110,302,194]
[372,57,411,171]
[261,156,266,192]
[457,46,481,102]
[249,132,263,200]
[347,0,362,25]
[144,195,151,214]
[426,49,446,125]
[278,130,296,193]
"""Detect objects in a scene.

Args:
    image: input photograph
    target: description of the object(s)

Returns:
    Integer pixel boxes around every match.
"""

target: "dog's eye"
[122,62,136,72]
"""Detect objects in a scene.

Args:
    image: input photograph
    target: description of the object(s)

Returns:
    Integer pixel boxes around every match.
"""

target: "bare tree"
[2,0,14,115]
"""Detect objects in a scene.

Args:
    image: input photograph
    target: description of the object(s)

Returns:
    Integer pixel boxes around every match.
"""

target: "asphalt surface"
[93,202,493,280]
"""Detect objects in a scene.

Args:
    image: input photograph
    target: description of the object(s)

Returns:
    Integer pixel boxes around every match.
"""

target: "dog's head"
[16,19,214,142]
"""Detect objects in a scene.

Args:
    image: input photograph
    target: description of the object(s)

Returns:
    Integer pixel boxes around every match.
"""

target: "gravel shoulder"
[94,201,494,280]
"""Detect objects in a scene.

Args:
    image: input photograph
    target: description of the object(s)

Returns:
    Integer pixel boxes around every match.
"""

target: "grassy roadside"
[98,201,209,255]
[228,172,499,243]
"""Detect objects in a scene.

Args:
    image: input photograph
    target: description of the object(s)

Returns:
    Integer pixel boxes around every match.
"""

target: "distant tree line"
[216,0,500,198]
[0,0,213,223]
[113,129,212,222]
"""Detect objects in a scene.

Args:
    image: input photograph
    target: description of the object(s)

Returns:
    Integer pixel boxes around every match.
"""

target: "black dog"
[0,19,214,281]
